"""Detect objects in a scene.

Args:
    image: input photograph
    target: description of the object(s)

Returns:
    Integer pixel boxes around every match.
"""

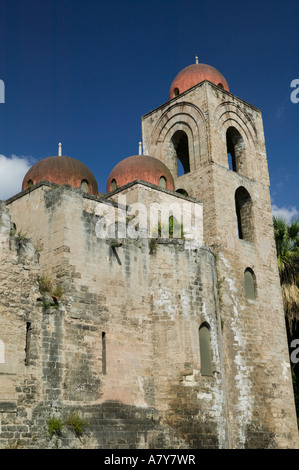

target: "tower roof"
[169,59,229,99]
[22,154,98,196]
[107,155,175,192]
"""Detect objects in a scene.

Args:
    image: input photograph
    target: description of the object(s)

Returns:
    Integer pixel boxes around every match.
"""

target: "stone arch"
[162,123,194,177]
[226,126,246,174]
[213,102,257,178]
[147,102,208,176]
[235,186,255,242]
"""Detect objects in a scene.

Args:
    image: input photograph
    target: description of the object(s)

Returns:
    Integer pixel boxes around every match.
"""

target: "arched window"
[218,83,224,89]
[226,127,245,173]
[27,179,33,188]
[111,179,117,191]
[235,186,254,242]
[171,130,190,176]
[244,268,256,300]
[199,323,213,377]
[174,87,179,97]
[80,180,89,193]
[0,340,4,364]
[176,188,189,197]
[102,332,106,375]
[159,176,167,189]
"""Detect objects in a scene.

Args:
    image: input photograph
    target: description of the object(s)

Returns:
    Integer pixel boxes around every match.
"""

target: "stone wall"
[141,80,299,448]
[2,187,227,449]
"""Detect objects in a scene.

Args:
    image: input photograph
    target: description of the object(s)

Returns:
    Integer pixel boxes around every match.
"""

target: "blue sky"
[0,0,298,221]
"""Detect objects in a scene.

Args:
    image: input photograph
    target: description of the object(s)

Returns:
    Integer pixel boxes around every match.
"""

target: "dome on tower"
[169,57,229,99]
[22,146,98,196]
[107,154,175,192]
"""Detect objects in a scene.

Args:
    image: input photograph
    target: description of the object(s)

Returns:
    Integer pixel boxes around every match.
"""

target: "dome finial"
[138,141,143,155]
[195,54,199,64]
[58,142,62,156]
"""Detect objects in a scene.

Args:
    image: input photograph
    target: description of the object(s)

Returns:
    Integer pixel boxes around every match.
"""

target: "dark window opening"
[199,323,213,377]
[25,322,32,366]
[244,268,256,300]
[235,186,254,242]
[27,179,33,188]
[171,130,190,176]
[111,179,117,191]
[226,127,245,173]
[174,87,179,97]
[102,332,106,374]
[218,83,224,89]
[176,188,189,197]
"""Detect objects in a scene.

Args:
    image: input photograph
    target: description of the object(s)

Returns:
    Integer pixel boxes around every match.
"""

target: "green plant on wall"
[38,275,64,299]
[64,410,88,437]
[47,416,63,438]
[153,215,184,239]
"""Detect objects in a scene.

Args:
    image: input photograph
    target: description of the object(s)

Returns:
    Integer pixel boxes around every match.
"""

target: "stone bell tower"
[141,57,299,448]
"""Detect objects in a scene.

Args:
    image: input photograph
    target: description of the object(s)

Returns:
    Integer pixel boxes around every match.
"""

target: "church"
[0,57,298,449]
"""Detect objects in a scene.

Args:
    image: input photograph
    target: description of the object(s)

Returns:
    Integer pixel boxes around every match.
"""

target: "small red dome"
[22,155,98,195]
[107,155,175,192]
[169,62,229,99]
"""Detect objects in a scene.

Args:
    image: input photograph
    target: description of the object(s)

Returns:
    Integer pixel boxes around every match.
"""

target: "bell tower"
[141,58,299,448]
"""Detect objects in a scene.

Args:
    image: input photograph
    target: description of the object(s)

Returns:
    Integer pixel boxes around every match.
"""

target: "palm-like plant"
[273,216,299,333]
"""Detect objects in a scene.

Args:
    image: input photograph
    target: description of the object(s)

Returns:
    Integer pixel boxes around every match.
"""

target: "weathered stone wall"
[2,187,227,449]
[142,80,299,448]
[1,77,298,449]
[104,180,203,244]
[0,201,41,447]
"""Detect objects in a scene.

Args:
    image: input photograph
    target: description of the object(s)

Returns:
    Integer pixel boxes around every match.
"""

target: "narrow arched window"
[27,179,33,188]
[171,130,190,176]
[244,268,256,300]
[80,179,89,193]
[226,127,245,173]
[25,322,31,366]
[218,83,224,89]
[174,87,179,97]
[111,179,117,191]
[102,332,106,375]
[0,340,4,364]
[235,186,254,242]
[159,176,167,189]
[199,323,213,377]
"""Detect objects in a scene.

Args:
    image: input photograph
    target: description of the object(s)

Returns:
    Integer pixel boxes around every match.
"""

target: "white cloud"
[272,204,299,223]
[0,155,33,200]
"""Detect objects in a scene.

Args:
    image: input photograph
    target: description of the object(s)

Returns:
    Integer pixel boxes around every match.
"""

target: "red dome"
[107,155,175,192]
[22,155,98,195]
[169,63,229,99]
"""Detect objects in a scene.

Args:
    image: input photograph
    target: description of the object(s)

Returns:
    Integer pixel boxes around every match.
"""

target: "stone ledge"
[0,401,17,413]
